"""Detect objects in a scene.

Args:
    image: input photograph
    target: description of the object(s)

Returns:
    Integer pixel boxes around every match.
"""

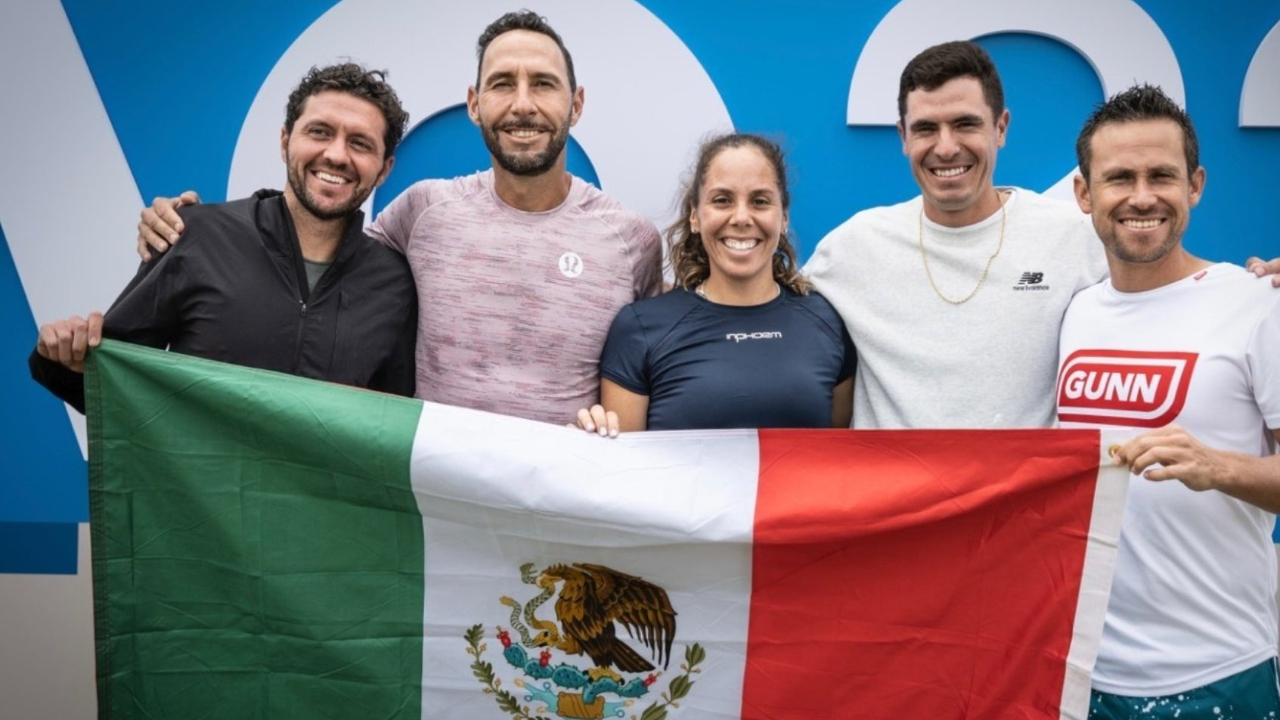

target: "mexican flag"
[85,341,1126,720]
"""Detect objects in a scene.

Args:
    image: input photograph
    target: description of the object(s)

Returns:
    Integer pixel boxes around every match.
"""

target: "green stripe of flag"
[86,341,425,720]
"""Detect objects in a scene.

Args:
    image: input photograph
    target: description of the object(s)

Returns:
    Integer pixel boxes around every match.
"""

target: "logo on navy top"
[726,331,783,343]
[1056,349,1199,427]
[1013,271,1049,291]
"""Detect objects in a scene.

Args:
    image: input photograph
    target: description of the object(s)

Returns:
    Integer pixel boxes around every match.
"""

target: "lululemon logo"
[558,252,584,279]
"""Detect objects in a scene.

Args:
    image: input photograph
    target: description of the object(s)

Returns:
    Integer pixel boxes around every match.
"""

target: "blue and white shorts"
[1091,658,1280,720]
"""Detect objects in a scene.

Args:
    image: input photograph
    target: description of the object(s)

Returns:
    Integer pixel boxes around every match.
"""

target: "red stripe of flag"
[745,429,1102,719]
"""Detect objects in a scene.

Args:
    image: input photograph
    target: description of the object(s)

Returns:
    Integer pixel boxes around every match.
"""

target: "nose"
[934,126,960,159]
[511,81,536,116]
[730,199,753,225]
[1129,179,1158,210]
[321,134,351,168]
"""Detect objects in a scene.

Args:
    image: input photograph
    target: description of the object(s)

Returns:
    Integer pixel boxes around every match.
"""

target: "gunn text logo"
[1056,349,1199,428]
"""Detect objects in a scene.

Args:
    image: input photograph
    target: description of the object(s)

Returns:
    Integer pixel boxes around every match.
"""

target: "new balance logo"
[726,331,783,343]
[1056,349,1199,427]
[1013,270,1049,292]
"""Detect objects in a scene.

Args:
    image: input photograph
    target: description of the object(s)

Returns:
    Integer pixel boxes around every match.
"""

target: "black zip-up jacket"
[30,190,417,411]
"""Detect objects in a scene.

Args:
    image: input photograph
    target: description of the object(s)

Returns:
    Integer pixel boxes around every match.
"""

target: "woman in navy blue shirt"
[577,133,855,433]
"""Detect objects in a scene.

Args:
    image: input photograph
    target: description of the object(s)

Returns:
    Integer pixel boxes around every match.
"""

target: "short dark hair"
[667,133,811,296]
[1075,83,1199,183]
[284,63,409,159]
[476,10,577,92]
[898,41,1004,123]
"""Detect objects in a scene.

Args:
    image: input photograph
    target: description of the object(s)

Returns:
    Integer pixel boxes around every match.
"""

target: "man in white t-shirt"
[1058,83,1280,718]
[806,41,1279,429]
[136,10,662,425]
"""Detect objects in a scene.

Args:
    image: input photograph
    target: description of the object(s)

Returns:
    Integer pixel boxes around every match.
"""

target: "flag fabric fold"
[85,341,1127,720]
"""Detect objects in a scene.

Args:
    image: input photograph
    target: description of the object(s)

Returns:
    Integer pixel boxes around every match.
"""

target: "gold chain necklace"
[917,190,1008,305]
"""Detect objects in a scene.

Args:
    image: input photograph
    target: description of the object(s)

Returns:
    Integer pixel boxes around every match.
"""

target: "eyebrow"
[483,70,516,85]
[704,186,777,196]
[908,113,983,132]
[1099,163,1182,181]
[1097,166,1140,182]
[483,70,563,86]
[302,119,376,144]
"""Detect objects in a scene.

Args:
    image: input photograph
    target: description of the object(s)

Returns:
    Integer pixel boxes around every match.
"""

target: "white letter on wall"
[846,0,1183,198]
[229,0,733,231]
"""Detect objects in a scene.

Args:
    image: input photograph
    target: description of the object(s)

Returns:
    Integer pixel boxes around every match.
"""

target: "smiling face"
[899,76,1008,227]
[281,90,393,221]
[1074,118,1204,269]
[468,29,583,177]
[689,145,787,292]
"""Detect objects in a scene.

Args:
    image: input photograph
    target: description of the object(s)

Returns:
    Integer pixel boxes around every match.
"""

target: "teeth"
[723,238,759,250]
[315,171,349,185]
[931,166,969,178]
[1122,219,1163,229]
[509,129,541,138]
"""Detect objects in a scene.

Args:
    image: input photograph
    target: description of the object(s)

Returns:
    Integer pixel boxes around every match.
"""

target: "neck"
[1109,248,1212,293]
[923,187,1006,228]
[700,273,780,306]
[284,190,347,262]
[492,160,573,212]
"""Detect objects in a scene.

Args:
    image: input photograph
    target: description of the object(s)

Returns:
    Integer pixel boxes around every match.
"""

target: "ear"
[995,108,1010,149]
[688,204,699,234]
[280,126,289,163]
[374,156,395,188]
[568,86,585,127]
[897,120,908,155]
[1188,166,1206,209]
[1073,173,1092,215]
[466,86,481,127]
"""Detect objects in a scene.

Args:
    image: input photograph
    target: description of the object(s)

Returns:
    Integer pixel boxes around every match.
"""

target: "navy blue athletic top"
[599,287,856,430]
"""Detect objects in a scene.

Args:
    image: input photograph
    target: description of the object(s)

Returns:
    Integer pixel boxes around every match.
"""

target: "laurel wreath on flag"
[636,643,705,720]
[466,624,551,720]
[464,624,704,720]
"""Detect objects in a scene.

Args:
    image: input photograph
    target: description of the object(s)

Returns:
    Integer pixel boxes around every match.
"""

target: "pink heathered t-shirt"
[367,170,663,425]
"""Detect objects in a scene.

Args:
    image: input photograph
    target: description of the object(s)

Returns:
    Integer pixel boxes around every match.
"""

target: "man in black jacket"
[30,63,417,409]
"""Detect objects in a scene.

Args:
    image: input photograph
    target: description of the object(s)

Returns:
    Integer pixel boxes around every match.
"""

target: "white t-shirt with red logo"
[1057,262,1280,696]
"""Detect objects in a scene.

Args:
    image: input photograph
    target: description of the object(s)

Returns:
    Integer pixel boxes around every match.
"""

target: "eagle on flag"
[532,563,678,680]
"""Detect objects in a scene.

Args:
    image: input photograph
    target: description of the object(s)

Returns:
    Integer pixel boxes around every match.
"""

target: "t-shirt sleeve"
[838,323,857,384]
[629,218,664,300]
[366,183,428,255]
[802,223,851,294]
[598,305,651,396]
[1247,293,1280,430]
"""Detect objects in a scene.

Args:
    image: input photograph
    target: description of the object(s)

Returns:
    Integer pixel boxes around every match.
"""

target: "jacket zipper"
[292,300,307,373]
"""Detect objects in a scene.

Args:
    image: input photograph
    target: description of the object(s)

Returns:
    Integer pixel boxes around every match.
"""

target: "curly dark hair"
[284,63,409,159]
[897,40,1004,124]
[476,10,576,92]
[1076,83,1199,183]
[667,133,811,296]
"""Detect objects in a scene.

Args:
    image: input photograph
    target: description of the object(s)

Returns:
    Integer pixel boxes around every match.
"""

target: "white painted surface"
[846,0,1182,199]
[1241,20,1280,127]
[0,525,96,719]
[0,0,145,458]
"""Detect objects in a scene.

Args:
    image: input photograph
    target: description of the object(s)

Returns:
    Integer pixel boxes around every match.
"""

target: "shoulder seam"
[573,203,659,291]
